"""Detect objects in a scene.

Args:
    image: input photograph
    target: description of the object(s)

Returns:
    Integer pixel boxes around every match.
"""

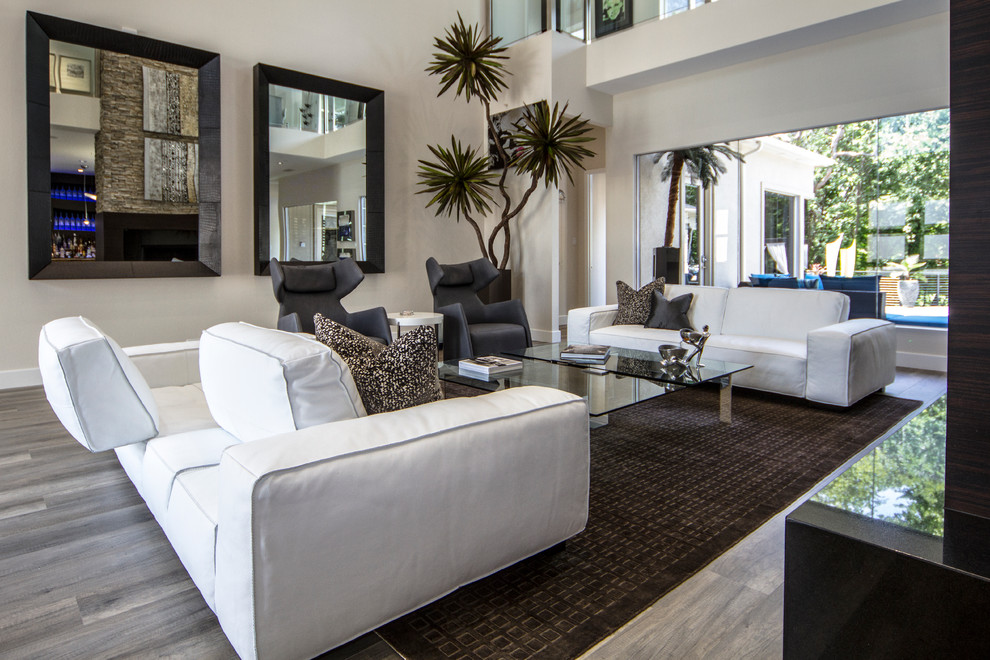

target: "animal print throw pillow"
[613,278,665,325]
[313,314,442,414]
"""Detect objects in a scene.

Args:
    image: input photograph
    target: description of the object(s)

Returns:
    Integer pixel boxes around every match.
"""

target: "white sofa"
[568,284,896,407]
[38,317,590,660]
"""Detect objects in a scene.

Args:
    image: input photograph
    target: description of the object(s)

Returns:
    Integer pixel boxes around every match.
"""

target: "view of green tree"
[778,109,949,274]
[813,397,946,537]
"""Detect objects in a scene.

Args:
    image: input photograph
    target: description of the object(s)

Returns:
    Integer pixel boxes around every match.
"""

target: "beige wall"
[2,0,486,385]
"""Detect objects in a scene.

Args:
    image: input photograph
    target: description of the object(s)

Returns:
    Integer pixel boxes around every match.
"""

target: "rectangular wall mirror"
[254,63,384,275]
[26,12,221,279]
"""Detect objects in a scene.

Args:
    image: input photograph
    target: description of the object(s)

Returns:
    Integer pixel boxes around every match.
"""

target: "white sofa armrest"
[567,305,618,344]
[124,340,200,388]
[806,319,897,407]
[213,387,590,660]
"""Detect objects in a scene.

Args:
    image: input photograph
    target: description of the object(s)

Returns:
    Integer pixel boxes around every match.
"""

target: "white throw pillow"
[38,316,160,452]
[199,322,366,442]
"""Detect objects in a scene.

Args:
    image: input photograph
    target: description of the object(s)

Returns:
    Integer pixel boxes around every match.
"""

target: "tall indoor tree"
[416,14,595,270]
[654,145,744,247]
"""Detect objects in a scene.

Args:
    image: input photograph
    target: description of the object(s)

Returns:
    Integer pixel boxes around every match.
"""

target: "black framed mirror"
[26,12,220,279]
[254,63,384,275]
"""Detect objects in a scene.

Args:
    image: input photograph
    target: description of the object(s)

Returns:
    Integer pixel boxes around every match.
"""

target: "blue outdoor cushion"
[819,275,844,290]
[820,275,880,291]
[767,277,799,288]
[843,275,881,291]
[750,274,783,287]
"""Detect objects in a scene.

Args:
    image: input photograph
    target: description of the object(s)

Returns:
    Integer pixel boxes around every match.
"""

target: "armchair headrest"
[426,257,499,294]
[271,258,364,301]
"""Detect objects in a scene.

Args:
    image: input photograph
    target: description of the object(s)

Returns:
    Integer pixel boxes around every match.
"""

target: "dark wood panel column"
[947,0,990,520]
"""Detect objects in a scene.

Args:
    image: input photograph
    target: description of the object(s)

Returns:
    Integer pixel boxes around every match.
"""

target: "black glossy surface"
[811,397,946,537]
[785,396,990,658]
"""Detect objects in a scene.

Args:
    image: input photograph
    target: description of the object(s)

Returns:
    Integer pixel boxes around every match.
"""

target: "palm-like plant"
[416,15,595,269]
[654,145,744,247]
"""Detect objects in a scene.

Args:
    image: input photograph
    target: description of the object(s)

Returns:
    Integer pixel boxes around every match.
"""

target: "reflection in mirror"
[268,84,366,262]
[27,12,221,279]
[254,64,384,274]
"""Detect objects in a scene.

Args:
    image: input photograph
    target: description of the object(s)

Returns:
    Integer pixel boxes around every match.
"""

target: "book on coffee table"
[458,355,523,375]
[560,344,611,362]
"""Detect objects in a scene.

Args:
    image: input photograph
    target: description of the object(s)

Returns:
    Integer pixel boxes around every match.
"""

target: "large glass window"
[636,109,949,325]
[492,0,546,45]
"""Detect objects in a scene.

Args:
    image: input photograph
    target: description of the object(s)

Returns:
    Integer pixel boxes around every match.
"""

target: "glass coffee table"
[440,344,751,424]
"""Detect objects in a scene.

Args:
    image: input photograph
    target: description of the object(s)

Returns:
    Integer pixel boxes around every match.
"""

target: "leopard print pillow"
[613,278,665,325]
[313,314,442,415]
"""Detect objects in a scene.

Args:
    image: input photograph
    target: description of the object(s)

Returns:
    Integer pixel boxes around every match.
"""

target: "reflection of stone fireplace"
[93,51,200,261]
[96,212,198,262]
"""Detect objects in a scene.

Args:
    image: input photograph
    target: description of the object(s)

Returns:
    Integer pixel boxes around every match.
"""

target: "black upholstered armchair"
[426,257,532,361]
[270,258,391,343]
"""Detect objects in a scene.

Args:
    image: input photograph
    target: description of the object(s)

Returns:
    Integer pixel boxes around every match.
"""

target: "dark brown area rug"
[376,386,921,659]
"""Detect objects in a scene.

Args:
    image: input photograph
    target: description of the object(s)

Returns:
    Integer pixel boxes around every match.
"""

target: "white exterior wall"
[1,0,486,386]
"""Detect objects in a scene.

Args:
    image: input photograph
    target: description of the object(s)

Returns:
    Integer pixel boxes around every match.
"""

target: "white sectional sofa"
[568,284,896,407]
[38,317,590,660]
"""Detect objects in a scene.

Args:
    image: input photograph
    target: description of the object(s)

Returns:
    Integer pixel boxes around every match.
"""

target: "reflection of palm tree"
[654,145,743,247]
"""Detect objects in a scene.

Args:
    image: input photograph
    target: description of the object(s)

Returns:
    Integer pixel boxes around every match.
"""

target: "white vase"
[897,279,920,307]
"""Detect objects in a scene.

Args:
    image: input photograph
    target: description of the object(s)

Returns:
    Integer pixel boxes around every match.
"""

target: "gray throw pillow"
[613,278,665,325]
[645,291,694,330]
[313,314,442,414]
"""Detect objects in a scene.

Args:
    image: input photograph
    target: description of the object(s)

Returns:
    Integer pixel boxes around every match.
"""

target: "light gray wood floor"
[0,369,945,659]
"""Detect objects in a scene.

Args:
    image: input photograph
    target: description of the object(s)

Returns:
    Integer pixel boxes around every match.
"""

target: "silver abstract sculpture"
[679,325,711,366]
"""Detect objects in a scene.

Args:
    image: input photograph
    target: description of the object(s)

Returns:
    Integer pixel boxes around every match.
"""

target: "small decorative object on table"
[458,355,523,376]
[560,344,611,363]
[679,325,711,366]
[399,310,414,316]
[656,343,689,377]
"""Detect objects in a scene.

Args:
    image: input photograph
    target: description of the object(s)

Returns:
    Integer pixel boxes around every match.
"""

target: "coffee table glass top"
[439,359,672,417]
[503,343,751,386]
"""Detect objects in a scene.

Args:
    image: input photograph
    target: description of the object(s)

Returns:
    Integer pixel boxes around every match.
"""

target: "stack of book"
[559,344,611,363]
[458,355,523,376]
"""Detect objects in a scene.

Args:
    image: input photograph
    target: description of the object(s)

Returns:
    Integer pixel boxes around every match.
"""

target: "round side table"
[387,311,443,340]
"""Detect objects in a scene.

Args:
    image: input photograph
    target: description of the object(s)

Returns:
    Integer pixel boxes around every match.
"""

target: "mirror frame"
[253,63,385,276]
[26,11,221,279]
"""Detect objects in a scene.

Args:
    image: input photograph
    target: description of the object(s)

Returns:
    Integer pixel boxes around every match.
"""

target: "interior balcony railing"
[490,0,718,46]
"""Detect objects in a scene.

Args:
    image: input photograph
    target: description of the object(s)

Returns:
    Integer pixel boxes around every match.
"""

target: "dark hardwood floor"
[0,369,945,659]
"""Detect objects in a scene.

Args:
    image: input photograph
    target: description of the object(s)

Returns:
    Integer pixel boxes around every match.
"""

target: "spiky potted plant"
[416,14,595,299]
[887,254,927,307]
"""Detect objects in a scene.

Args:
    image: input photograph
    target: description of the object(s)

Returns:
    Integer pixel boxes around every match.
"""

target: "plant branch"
[462,211,488,261]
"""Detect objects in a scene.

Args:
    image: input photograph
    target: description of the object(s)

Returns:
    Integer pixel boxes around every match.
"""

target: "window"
[636,109,949,323]
[764,192,795,274]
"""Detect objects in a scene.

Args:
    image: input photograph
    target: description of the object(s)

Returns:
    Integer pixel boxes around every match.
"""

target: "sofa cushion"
[153,384,219,437]
[590,324,683,353]
[38,316,159,452]
[142,427,240,521]
[645,291,693,330]
[314,315,442,414]
[199,322,365,442]
[613,278,664,325]
[665,285,729,335]
[722,288,848,342]
[163,465,221,611]
[704,335,807,397]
